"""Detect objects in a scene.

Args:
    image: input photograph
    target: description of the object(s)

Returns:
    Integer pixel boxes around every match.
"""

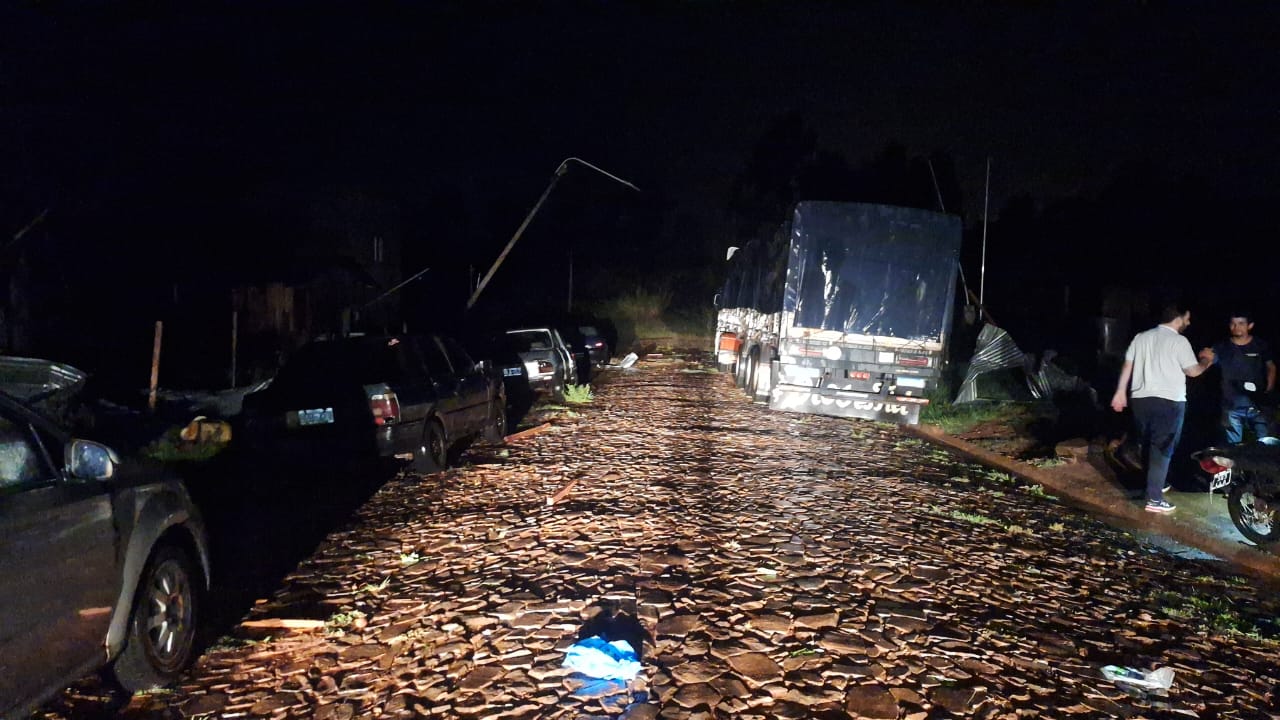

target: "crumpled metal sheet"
[783,202,962,342]
[956,325,1096,405]
[955,324,1030,404]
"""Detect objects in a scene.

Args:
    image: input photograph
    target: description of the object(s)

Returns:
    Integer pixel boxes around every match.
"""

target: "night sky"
[3,1,1278,379]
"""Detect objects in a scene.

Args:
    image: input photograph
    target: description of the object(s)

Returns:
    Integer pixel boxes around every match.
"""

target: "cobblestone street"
[42,357,1280,719]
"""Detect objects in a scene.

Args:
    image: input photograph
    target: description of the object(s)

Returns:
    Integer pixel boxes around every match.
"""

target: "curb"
[906,424,1280,588]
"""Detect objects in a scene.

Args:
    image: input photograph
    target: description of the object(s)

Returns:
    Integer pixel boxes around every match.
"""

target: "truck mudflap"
[769,384,928,424]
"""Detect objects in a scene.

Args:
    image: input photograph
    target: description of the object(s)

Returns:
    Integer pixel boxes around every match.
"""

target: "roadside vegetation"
[918,377,1045,437]
[593,284,713,353]
[563,384,594,404]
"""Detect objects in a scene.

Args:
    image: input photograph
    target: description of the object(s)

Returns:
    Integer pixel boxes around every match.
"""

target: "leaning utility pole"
[466,157,639,310]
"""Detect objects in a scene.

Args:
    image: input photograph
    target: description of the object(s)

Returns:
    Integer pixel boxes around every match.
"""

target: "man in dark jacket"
[1200,312,1276,444]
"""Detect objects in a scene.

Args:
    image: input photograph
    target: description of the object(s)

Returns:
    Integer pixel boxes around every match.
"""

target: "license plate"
[503,367,522,377]
[296,407,335,426]
[1210,469,1232,492]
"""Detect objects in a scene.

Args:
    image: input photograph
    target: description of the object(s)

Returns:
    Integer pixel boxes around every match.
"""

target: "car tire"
[412,419,448,474]
[483,401,508,443]
[109,543,201,693]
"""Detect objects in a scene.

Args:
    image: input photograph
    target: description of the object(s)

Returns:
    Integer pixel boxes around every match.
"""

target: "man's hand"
[1199,347,1215,364]
[1111,392,1127,413]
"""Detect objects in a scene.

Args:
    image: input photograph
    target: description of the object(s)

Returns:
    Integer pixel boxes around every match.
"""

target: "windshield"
[506,331,553,352]
[275,337,413,388]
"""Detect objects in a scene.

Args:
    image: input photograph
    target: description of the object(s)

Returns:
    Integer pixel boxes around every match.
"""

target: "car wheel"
[110,543,201,693]
[412,419,448,474]
[483,401,508,443]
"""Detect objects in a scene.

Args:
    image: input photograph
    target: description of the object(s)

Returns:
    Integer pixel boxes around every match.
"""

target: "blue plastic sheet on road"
[562,636,642,680]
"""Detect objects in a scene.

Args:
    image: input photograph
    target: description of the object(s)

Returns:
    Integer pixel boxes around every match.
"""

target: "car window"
[440,337,476,375]
[580,326,598,336]
[276,337,415,387]
[508,331,551,352]
[417,336,454,380]
[0,415,52,491]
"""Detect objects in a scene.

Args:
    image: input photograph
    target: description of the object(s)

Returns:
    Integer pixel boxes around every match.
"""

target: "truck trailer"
[715,201,962,424]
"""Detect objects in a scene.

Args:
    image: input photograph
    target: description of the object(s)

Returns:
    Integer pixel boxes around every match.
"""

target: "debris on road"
[237,618,327,633]
[1101,665,1176,691]
[547,477,578,505]
[37,351,1280,719]
[563,636,643,680]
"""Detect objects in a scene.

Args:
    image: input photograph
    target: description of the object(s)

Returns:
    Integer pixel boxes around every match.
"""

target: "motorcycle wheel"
[1227,475,1280,546]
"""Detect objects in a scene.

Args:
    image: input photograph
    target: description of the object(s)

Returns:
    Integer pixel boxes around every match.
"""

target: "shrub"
[564,384,594,404]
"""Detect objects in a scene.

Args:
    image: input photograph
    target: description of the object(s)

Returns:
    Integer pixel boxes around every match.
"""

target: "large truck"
[714,201,962,424]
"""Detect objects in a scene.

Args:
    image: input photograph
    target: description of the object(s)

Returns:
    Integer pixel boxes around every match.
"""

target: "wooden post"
[148,321,163,412]
[230,310,238,388]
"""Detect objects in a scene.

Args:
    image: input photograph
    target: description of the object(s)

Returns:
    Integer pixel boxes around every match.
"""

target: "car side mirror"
[67,439,119,481]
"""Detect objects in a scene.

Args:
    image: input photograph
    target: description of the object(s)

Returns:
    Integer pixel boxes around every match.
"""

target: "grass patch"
[1150,590,1279,642]
[919,390,1039,435]
[928,505,999,525]
[326,610,367,634]
[207,635,263,651]
[1026,456,1066,469]
[1023,484,1059,501]
[564,384,594,404]
[980,468,1016,485]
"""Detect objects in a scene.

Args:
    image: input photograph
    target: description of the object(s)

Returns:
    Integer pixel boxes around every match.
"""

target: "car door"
[551,328,577,385]
[0,410,118,713]
[440,336,490,434]
[418,336,464,441]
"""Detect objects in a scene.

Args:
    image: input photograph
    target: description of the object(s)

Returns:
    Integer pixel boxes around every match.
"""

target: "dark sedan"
[240,333,505,472]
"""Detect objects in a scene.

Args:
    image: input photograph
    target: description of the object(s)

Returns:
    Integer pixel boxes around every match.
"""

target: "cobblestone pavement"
[40,357,1280,719]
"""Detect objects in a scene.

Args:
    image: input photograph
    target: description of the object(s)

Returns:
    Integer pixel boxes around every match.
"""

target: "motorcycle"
[1193,437,1280,546]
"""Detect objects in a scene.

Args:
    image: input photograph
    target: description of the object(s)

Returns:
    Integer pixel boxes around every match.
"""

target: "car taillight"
[592,341,604,348]
[537,360,554,374]
[370,392,400,426]
[1199,456,1233,474]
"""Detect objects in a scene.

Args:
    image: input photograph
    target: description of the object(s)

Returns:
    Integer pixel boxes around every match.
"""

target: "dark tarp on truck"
[784,201,962,342]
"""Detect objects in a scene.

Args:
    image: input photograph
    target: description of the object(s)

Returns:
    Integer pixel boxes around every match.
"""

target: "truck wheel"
[109,544,201,692]
[747,347,762,399]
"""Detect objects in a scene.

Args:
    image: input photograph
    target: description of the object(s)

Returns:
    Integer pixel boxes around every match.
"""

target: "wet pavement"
[37,356,1280,719]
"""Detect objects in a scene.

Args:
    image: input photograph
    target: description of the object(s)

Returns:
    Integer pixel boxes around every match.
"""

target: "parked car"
[240,333,505,473]
[0,357,212,719]
[464,332,533,426]
[505,327,577,398]
[577,324,611,368]
[554,325,593,384]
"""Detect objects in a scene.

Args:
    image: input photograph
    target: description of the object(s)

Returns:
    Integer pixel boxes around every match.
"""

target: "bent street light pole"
[466,157,640,310]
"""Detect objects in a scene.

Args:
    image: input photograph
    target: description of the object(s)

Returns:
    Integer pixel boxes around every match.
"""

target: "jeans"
[1130,397,1185,503]
[1222,405,1270,444]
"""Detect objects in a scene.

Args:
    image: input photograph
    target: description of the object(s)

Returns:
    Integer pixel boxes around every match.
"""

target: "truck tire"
[746,347,762,399]
[735,346,750,389]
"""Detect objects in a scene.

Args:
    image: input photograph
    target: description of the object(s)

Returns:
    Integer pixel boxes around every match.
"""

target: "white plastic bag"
[1101,665,1175,691]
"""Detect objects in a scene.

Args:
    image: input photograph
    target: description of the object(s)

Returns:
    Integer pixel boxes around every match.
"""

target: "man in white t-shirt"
[1110,304,1213,513]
